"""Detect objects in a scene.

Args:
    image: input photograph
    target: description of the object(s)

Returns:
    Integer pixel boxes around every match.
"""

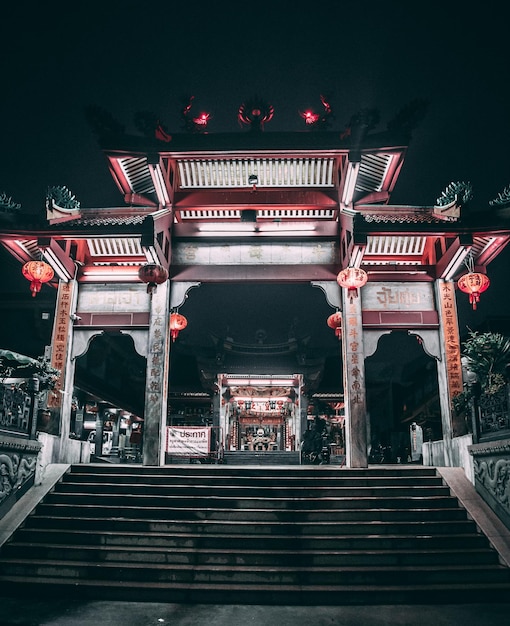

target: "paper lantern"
[327,312,342,339]
[169,313,187,342]
[138,263,168,294]
[22,260,54,297]
[458,272,490,310]
[337,267,368,302]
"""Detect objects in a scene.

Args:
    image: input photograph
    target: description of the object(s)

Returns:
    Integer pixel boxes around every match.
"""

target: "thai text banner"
[166,426,211,456]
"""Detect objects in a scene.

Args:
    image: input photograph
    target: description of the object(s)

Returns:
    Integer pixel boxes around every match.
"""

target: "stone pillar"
[28,376,40,439]
[94,404,107,457]
[341,288,368,468]
[45,279,78,463]
[435,279,463,467]
[142,280,171,466]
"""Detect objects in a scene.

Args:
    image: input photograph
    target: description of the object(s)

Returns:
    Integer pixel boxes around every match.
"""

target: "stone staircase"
[223,450,300,465]
[1,464,510,605]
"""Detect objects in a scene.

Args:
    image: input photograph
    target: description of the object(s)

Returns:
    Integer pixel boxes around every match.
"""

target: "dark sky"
[1,2,509,328]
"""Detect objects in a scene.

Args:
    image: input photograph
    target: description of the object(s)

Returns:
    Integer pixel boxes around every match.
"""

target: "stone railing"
[469,438,510,530]
[476,385,510,440]
[0,377,42,518]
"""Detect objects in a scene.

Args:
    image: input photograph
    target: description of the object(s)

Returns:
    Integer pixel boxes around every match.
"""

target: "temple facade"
[2,99,510,481]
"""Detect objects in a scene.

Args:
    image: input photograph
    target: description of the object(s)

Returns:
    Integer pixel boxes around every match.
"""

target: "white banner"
[166,427,211,456]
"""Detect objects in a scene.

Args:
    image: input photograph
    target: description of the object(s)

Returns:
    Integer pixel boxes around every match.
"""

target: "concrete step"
[223,452,301,465]
[65,472,446,487]
[14,526,489,549]
[2,576,510,606]
[3,542,501,567]
[42,492,461,510]
[25,504,475,534]
[55,482,451,497]
[1,559,509,586]
[71,464,439,477]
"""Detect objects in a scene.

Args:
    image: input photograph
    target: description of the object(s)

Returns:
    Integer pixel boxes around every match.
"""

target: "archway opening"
[169,282,343,455]
[365,330,441,464]
[73,332,146,457]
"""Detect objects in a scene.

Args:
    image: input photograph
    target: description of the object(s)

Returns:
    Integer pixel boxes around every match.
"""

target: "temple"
[1,97,510,475]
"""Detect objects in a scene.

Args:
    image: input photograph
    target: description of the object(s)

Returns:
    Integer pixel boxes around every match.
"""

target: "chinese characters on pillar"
[439,281,463,400]
[47,282,73,409]
[345,302,363,406]
[147,303,165,407]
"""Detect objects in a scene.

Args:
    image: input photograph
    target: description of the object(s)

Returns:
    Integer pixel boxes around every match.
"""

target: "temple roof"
[1,119,510,288]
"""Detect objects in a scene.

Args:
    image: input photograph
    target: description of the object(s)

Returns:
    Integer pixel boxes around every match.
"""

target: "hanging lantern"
[22,260,54,297]
[457,272,490,310]
[337,267,368,302]
[138,263,168,294]
[327,312,342,339]
[169,312,187,342]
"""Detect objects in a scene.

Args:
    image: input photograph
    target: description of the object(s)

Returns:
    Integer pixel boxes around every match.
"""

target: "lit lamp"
[169,312,187,342]
[327,312,342,339]
[22,260,54,297]
[337,267,368,302]
[138,263,168,294]
[457,272,490,310]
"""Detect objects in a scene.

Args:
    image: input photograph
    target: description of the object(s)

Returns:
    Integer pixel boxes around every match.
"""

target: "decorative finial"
[299,94,334,129]
[238,97,274,131]
[181,96,211,133]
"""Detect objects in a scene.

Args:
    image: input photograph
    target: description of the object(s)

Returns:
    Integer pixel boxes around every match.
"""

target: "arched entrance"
[73,331,146,459]
[169,282,343,457]
[365,331,441,464]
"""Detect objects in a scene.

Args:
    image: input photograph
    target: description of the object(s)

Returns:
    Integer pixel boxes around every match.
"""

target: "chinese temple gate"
[2,101,510,468]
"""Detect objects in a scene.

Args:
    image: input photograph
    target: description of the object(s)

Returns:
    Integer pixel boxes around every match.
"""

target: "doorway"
[365,330,441,464]
[218,374,302,452]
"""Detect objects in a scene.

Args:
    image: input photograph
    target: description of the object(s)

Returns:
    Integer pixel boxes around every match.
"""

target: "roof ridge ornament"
[238,96,274,131]
[433,181,472,222]
[0,192,21,215]
[46,185,81,224]
[181,95,211,133]
[489,183,510,209]
[299,94,334,129]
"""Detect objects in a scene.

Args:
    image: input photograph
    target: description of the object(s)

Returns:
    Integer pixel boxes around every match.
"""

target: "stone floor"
[1,598,510,626]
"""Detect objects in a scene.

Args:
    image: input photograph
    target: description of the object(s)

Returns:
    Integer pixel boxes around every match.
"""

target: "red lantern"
[327,312,342,339]
[138,263,168,294]
[458,272,490,310]
[169,312,187,342]
[337,267,368,302]
[22,260,54,297]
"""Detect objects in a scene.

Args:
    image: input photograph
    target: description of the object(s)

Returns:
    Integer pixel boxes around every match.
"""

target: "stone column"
[45,279,78,463]
[341,289,368,468]
[435,279,463,466]
[94,404,107,457]
[142,280,171,466]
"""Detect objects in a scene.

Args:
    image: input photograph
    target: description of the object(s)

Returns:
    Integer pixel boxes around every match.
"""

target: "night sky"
[1,2,509,331]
